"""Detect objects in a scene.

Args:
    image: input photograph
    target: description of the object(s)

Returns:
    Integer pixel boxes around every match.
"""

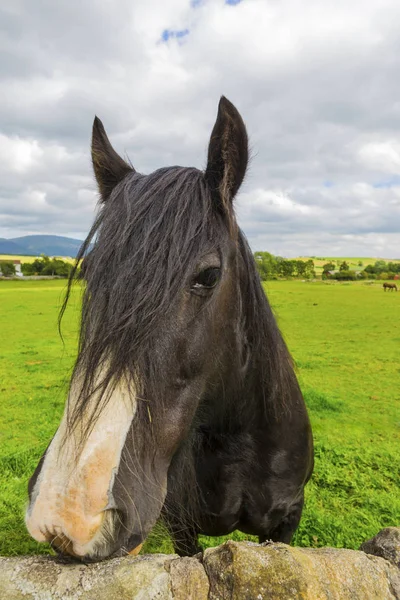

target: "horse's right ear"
[205,96,248,214]
[91,117,133,201]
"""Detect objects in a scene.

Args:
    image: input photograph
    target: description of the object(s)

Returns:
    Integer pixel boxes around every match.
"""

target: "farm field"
[0,254,75,264]
[296,256,400,274]
[0,278,399,556]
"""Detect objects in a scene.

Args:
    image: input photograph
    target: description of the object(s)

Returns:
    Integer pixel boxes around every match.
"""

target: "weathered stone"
[1,531,400,599]
[169,556,209,600]
[204,540,400,600]
[361,528,400,569]
[0,553,177,600]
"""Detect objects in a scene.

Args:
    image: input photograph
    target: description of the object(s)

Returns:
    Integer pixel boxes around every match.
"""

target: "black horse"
[26,97,314,561]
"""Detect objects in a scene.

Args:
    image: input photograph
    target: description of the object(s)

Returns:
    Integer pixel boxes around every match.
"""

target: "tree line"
[0,256,74,277]
[1,253,399,281]
[254,252,316,280]
[321,259,400,281]
[254,253,400,281]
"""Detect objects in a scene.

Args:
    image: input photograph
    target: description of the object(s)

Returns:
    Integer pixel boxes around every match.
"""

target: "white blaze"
[26,372,137,557]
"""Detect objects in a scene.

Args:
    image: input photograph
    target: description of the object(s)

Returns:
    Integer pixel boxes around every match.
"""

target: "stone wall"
[1,528,399,599]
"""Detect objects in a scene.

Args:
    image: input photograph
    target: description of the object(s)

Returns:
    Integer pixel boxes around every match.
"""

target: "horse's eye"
[192,267,221,291]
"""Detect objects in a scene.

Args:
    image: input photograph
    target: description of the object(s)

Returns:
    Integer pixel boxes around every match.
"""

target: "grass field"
[0,278,399,557]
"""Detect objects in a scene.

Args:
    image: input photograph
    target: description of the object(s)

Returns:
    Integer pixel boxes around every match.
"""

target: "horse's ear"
[91,117,133,201]
[205,96,248,212]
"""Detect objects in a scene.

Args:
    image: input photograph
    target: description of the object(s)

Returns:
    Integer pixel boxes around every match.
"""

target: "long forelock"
[62,166,224,441]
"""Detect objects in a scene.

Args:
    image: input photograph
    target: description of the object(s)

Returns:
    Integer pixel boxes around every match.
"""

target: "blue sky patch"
[373,177,400,188]
[161,28,190,43]
[225,0,243,5]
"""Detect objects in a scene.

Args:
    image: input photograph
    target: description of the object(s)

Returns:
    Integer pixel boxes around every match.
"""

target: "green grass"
[266,280,400,549]
[0,278,399,556]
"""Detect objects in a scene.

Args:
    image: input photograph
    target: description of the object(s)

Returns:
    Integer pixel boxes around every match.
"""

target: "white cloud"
[0,0,400,256]
[358,141,400,174]
[0,135,42,173]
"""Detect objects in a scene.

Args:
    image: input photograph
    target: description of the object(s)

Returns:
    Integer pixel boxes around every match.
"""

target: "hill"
[0,235,85,258]
[0,238,32,255]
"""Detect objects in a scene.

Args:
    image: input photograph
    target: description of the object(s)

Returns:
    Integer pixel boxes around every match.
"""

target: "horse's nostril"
[42,510,113,559]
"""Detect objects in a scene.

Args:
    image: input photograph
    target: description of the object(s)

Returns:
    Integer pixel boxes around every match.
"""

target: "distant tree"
[0,261,16,277]
[297,259,316,279]
[254,251,278,281]
[363,264,376,274]
[295,260,307,277]
[339,261,349,272]
[362,260,400,275]
[21,262,34,275]
[21,255,72,278]
[305,259,316,279]
[358,261,363,267]
[279,259,296,278]
[334,270,356,281]
[374,260,387,273]
[388,262,400,273]
[322,262,336,273]
[42,258,72,277]
[21,257,47,276]
[254,254,317,280]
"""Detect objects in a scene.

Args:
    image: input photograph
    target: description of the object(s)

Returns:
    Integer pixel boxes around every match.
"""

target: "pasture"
[0,278,399,556]
[0,255,75,264]
[296,256,399,274]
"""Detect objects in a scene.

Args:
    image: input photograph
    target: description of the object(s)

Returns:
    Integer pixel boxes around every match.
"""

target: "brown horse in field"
[383,282,398,291]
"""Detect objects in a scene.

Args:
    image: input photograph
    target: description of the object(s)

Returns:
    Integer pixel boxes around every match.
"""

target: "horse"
[26,97,314,561]
[383,282,397,291]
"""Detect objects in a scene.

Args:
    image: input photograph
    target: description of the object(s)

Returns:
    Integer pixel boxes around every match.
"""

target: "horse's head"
[26,97,249,560]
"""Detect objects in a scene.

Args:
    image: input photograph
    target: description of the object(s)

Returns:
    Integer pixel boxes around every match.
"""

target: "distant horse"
[26,97,314,561]
[383,282,398,291]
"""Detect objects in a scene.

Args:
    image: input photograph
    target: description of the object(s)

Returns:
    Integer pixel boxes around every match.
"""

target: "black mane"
[62,167,218,438]
[61,165,295,445]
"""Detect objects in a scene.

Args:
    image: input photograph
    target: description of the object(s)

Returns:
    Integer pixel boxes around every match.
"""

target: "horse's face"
[26,97,249,561]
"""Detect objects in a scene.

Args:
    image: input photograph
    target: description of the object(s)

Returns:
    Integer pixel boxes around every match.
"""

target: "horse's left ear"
[205,96,248,211]
[91,116,134,201]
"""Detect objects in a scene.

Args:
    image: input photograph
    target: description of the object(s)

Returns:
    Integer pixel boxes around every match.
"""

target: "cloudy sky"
[1,0,400,257]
